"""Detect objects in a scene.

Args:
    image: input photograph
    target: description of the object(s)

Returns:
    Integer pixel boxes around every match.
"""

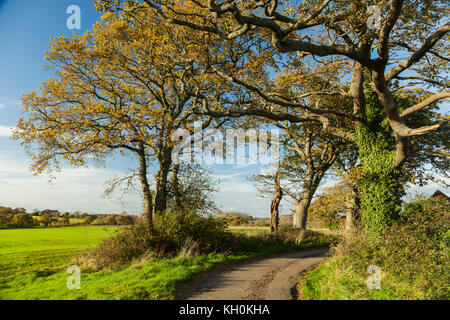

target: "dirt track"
[177,248,329,300]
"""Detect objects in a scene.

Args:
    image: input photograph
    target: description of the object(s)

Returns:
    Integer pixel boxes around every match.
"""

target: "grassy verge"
[301,245,449,300]
[300,258,402,300]
[300,198,449,300]
[300,254,450,300]
[2,252,268,300]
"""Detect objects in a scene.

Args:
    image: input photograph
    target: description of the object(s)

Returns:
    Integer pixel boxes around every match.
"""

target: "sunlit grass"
[0,251,259,300]
[228,225,270,236]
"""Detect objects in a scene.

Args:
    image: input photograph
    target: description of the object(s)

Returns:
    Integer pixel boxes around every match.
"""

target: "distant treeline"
[217,211,293,227]
[0,206,137,229]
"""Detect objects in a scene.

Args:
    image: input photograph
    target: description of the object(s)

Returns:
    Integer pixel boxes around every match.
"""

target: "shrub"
[400,196,449,244]
[227,225,333,254]
[82,210,233,270]
[0,207,36,228]
[302,197,449,300]
[229,217,248,226]
[153,210,233,252]
[62,217,71,225]
[80,224,161,270]
[38,213,57,226]
[104,215,118,225]
[117,214,134,225]
[12,214,35,228]
[275,225,335,247]
[83,216,94,225]
[178,237,200,259]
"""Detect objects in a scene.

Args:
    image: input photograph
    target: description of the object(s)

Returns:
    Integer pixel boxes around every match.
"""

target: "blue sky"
[0,0,447,217]
[0,0,276,216]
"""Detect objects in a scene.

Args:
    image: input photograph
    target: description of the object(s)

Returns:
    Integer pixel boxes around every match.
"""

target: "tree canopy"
[14,0,450,239]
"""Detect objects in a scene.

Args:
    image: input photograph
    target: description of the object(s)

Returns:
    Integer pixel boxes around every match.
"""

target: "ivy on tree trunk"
[356,90,405,240]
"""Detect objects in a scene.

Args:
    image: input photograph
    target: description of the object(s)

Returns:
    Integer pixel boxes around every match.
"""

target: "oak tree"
[15,7,227,225]
[107,0,450,238]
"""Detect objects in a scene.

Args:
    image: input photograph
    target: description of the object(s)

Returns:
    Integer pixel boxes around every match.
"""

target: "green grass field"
[0,226,118,299]
[228,225,270,236]
[0,225,315,300]
[0,226,116,254]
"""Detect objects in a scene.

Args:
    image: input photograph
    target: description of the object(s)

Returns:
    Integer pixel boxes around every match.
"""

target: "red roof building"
[431,190,450,201]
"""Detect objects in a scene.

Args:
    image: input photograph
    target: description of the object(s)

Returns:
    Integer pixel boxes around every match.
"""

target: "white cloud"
[214,178,274,216]
[0,125,14,137]
[405,178,450,199]
[212,171,247,181]
[0,151,274,217]
[0,97,21,109]
[0,153,142,214]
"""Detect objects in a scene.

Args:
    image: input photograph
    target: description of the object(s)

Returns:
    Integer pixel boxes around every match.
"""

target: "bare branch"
[386,22,450,81]
[377,0,403,63]
[212,68,357,121]
[400,90,450,117]
[407,122,447,136]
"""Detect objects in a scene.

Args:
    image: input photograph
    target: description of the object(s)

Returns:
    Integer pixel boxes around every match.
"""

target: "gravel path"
[177,248,329,300]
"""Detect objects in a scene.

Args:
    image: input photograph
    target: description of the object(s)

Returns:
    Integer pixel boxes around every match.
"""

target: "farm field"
[0,226,117,299]
[0,226,117,255]
[228,225,270,236]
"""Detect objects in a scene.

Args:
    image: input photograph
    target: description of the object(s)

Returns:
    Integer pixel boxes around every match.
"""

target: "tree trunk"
[138,147,153,226]
[345,185,360,232]
[371,69,411,167]
[290,136,332,232]
[292,197,310,245]
[355,97,405,240]
[171,163,182,209]
[142,189,153,226]
[292,168,322,230]
[154,147,172,214]
[154,167,169,213]
[293,196,311,230]
[270,170,283,232]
